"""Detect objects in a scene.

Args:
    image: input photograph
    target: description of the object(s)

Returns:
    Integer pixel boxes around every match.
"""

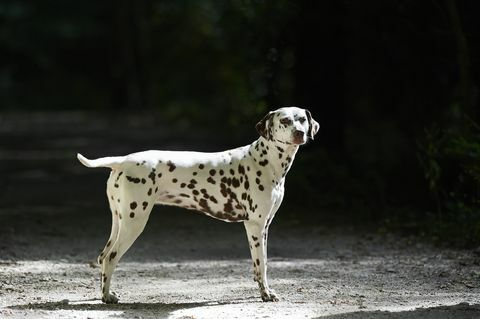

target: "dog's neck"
[249,137,299,184]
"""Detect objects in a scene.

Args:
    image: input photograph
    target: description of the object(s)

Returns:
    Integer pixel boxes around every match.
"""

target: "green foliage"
[417,115,480,246]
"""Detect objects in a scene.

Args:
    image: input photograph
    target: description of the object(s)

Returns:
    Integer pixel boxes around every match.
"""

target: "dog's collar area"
[273,138,293,145]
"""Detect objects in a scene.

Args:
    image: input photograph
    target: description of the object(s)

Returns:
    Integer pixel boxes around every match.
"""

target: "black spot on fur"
[172,178,178,183]
[174,199,182,204]
[207,177,216,184]
[256,171,262,177]
[244,181,250,190]
[181,183,186,188]
[193,190,199,195]
[130,212,135,218]
[255,178,260,184]
[142,201,148,210]
[259,159,269,166]
[167,161,176,172]
[148,188,152,196]
[219,169,224,175]
[180,193,190,198]
[210,196,218,203]
[230,169,235,175]
[238,165,245,175]
[259,185,264,191]
[109,251,117,261]
[148,169,156,184]
[199,198,209,210]
[141,178,146,184]
[232,178,240,188]
[193,172,198,176]
[220,184,228,198]
[130,202,137,210]
[209,169,216,176]
[256,258,260,266]
[198,164,205,169]
[126,176,140,184]
[224,201,233,213]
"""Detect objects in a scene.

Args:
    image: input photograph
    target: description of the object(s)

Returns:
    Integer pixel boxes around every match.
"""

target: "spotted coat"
[77,107,320,304]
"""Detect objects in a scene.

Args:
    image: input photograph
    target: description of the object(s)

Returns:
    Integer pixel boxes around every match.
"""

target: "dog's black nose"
[293,130,304,139]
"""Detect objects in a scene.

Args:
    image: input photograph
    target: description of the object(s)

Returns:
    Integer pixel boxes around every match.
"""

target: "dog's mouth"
[274,134,307,145]
[292,139,306,145]
[292,132,307,145]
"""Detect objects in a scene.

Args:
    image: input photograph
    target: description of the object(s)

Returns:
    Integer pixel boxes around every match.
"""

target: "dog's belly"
[156,192,248,222]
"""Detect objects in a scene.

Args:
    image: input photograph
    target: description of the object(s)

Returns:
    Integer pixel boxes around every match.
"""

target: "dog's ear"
[305,109,320,140]
[256,111,274,140]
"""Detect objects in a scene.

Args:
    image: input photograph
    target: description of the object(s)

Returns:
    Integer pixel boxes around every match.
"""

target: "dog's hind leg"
[100,186,155,303]
[98,171,121,265]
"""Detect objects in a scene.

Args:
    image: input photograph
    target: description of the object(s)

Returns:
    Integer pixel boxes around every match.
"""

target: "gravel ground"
[1,207,479,319]
[1,111,479,318]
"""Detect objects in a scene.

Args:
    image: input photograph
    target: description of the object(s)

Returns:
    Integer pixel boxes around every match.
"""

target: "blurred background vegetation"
[1,0,479,246]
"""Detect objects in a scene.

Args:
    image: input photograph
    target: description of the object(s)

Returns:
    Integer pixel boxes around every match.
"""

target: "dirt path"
[0,112,479,318]
[1,207,479,319]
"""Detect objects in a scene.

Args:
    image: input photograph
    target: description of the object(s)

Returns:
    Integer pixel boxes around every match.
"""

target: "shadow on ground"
[9,297,263,319]
[11,301,480,319]
[318,303,480,319]
[10,300,212,318]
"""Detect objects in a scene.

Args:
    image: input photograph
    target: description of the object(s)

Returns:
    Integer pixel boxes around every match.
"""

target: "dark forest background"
[1,0,479,246]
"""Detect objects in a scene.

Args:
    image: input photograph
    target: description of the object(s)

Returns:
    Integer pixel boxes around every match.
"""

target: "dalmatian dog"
[77,107,319,303]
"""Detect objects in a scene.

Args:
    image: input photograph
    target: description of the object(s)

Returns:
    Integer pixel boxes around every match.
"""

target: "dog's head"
[256,107,320,145]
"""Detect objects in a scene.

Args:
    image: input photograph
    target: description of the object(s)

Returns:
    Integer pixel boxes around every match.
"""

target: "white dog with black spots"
[77,106,319,303]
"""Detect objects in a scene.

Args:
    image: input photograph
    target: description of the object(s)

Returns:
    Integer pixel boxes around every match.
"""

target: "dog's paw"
[101,292,119,304]
[261,289,279,302]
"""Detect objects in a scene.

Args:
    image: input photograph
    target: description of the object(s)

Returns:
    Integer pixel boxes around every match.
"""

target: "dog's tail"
[77,153,123,169]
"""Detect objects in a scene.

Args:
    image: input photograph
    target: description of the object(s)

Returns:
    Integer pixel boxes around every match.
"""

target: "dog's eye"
[280,118,292,125]
[298,117,306,124]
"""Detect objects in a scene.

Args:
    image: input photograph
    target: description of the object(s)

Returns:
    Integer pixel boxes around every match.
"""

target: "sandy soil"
[1,112,479,318]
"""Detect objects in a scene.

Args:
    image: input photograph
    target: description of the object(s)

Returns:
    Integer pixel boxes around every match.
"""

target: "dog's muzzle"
[292,130,306,145]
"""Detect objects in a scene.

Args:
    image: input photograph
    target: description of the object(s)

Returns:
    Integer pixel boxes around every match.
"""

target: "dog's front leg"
[244,221,279,302]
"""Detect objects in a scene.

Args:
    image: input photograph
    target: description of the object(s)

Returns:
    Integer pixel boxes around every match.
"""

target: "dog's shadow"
[10,297,258,317]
